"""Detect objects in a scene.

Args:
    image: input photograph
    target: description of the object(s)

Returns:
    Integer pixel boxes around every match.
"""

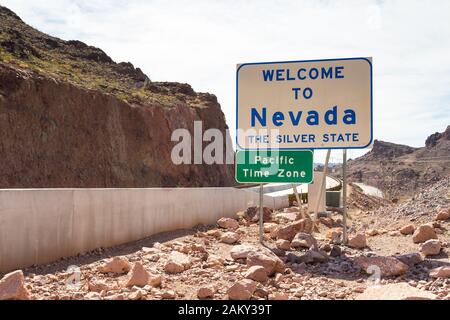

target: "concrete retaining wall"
[0,188,288,273]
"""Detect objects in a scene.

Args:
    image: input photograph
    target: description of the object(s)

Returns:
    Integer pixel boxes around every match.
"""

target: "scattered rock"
[268,293,289,300]
[420,239,441,256]
[394,253,423,266]
[161,290,176,299]
[128,289,145,300]
[330,245,342,258]
[429,266,450,278]
[88,280,112,292]
[164,252,191,274]
[291,232,317,249]
[366,229,379,236]
[0,270,30,300]
[354,256,409,277]
[99,256,131,274]
[263,223,278,234]
[197,286,216,299]
[227,279,257,300]
[326,227,343,244]
[244,265,268,283]
[206,229,223,238]
[400,224,415,235]
[84,292,101,300]
[276,239,291,250]
[245,206,272,223]
[230,244,255,260]
[412,224,438,243]
[276,218,313,241]
[286,250,328,264]
[246,250,285,275]
[347,233,367,249]
[436,209,450,221]
[355,283,436,300]
[220,232,240,244]
[125,262,161,287]
[217,217,239,230]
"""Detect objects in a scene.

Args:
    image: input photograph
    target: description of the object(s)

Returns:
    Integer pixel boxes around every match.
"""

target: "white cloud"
[1,0,449,162]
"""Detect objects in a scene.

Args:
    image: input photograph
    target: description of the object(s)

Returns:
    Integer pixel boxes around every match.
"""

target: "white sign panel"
[236,58,373,150]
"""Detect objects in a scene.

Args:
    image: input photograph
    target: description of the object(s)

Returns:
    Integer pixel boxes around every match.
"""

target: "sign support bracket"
[342,149,348,244]
[314,149,331,219]
[259,183,264,244]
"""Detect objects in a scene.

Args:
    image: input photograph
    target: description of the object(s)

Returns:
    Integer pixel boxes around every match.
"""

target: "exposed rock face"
[344,126,450,198]
[0,7,234,188]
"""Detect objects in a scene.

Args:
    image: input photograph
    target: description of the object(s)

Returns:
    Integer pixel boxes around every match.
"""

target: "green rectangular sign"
[235,150,313,183]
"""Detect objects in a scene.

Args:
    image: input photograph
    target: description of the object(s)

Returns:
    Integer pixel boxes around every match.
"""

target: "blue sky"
[1,0,449,162]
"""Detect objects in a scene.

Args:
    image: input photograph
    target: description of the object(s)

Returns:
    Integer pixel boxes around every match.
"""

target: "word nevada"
[251,105,356,127]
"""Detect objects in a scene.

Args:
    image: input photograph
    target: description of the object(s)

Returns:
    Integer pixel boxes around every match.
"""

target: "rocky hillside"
[341,126,450,200]
[0,6,235,188]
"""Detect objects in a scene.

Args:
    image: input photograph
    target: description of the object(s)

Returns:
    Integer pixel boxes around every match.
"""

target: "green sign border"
[235,150,314,184]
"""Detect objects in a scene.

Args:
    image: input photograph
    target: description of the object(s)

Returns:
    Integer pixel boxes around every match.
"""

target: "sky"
[1,0,449,162]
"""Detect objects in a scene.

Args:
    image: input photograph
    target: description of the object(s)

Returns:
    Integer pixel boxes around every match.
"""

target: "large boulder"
[217,217,239,230]
[99,256,131,274]
[356,283,436,300]
[227,279,257,300]
[412,224,438,243]
[420,239,441,256]
[0,270,30,300]
[276,218,313,241]
[291,232,317,249]
[354,256,409,277]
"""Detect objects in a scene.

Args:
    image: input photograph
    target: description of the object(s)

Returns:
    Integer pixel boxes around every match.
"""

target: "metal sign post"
[259,183,264,244]
[292,184,301,207]
[342,149,348,244]
[314,149,331,219]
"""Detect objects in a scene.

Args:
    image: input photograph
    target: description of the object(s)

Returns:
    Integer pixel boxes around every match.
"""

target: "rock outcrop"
[0,6,234,188]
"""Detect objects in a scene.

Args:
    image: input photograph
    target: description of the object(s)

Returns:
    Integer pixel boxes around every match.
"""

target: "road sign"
[236,57,373,150]
[235,150,313,183]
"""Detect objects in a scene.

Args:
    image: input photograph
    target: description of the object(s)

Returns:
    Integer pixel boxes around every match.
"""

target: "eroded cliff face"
[0,5,236,188]
[0,63,235,188]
